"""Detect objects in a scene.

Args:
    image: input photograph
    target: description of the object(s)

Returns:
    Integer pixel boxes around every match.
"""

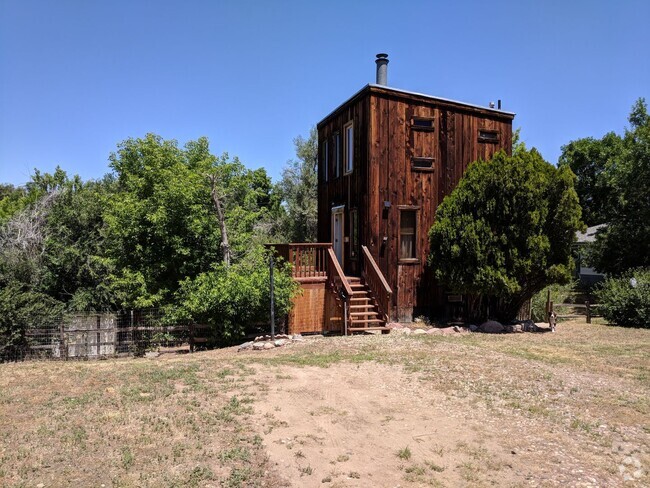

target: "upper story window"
[478,130,500,143]
[411,117,435,131]
[334,132,341,178]
[322,140,329,182]
[344,121,354,174]
[410,116,436,171]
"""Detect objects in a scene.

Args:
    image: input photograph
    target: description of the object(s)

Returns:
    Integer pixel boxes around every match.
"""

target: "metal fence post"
[270,252,275,340]
[586,301,591,324]
[59,320,67,361]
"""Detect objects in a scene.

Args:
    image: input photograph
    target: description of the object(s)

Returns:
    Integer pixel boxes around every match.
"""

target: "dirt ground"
[1,319,648,487]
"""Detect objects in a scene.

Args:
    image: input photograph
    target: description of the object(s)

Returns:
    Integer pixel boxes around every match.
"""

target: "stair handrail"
[361,245,392,323]
[326,248,353,334]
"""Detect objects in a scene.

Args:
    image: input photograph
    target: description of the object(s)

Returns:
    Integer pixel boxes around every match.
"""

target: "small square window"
[411,117,435,131]
[344,121,354,174]
[478,130,499,143]
[412,157,434,171]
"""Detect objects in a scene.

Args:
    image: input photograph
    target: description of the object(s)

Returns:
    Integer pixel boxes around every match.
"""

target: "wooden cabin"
[283,54,515,334]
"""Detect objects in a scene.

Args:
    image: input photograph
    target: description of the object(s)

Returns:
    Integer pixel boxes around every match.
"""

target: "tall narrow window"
[322,140,329,182]
[399,209,417,261]
[349,208,358,259]
[334,132,341,178]
[344,121,354,174]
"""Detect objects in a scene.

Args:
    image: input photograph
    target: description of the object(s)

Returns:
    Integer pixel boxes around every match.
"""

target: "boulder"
[238,341,254,351]
[263,342,274,350]
[469,324,479,332]
[480,320,504,333]
[412,328,427,335]
[252,342,266,351]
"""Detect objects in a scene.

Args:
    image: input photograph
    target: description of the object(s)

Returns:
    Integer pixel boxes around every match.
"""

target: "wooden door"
[331,206,344,267]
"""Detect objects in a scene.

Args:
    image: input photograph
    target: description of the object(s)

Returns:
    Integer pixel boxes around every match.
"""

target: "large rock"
[412,328,427,335]
[480,320,504,333]
[238,341,254,351]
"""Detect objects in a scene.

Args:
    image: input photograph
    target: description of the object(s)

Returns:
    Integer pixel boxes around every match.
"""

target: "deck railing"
[326,247,353,335]
[271,243,330,281]
[361,245,392,323]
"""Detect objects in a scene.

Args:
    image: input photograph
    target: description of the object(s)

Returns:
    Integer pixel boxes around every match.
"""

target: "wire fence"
[2,309,212,363]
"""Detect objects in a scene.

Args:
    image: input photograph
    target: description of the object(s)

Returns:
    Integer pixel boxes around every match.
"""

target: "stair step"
[351,290,369,295]
[350,318,385,324]
[350,311,379,318]
[350,305,374,310]
[350,283,366,289]
[348,326,391,332]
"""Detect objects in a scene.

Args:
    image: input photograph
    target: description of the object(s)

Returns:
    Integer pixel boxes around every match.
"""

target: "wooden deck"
[269,243,392,335]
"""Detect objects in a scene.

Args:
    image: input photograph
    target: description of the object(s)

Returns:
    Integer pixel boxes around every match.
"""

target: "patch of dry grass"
[0,359,285,487]
[0,319,648,486]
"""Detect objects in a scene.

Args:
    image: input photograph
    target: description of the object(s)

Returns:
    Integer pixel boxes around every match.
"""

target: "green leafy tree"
[590,99,650,274]
[41,175,117,310]
[428,148,583,322]
[559,133,623,226]
[277,127,318,242]
[105,133,278,308]
[105,134,222,307]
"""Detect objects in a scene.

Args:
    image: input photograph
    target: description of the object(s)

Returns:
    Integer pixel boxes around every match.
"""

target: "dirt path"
[235,330,648,488]
[248,362,536,487]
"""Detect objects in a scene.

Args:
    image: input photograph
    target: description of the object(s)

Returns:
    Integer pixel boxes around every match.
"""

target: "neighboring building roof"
[317,83,516,129]
[576,224,607,243]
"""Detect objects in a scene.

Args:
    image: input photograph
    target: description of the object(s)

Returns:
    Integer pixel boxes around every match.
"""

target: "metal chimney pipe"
[375,53,389,86]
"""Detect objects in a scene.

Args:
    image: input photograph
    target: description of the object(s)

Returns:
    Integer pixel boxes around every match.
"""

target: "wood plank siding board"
[317,84,514,321]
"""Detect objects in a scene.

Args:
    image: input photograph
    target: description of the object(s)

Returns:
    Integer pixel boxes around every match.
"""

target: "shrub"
[175,246,300,344]
[428,148,583,322]
[0,282,65,361]
[595,268,650,328]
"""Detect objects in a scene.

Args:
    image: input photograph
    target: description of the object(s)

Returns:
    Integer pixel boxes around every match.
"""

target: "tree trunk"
[207,174,231,266]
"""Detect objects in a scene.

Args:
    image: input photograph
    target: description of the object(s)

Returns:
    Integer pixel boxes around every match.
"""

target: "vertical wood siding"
[318,86,514,321]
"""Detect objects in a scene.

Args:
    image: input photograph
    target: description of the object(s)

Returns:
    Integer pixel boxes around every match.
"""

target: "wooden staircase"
[346,276,390,333]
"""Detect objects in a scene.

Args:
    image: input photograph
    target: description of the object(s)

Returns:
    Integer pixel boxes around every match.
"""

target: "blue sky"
[1,0,648,186]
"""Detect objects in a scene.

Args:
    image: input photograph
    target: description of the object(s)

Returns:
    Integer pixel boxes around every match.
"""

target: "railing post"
[586,301,591,324]
[189,323,195,353]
